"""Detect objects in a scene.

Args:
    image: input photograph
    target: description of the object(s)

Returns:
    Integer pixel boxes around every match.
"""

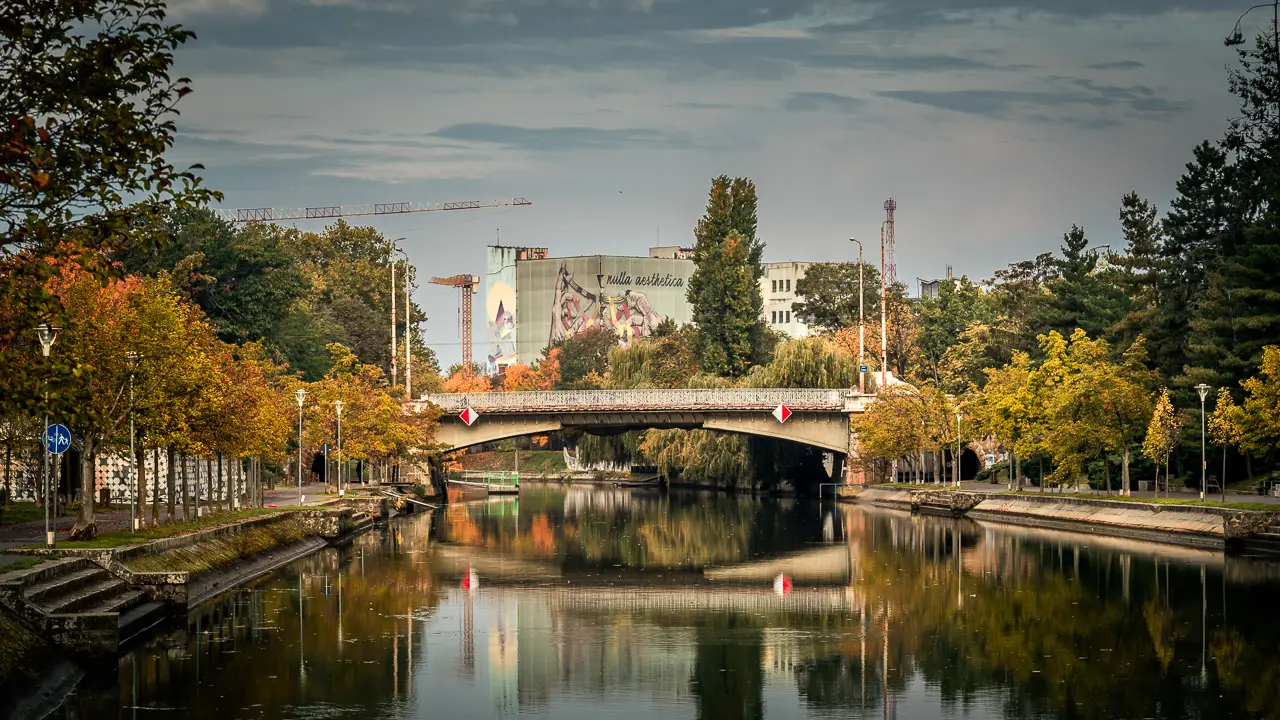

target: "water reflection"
[52,487,1280,719]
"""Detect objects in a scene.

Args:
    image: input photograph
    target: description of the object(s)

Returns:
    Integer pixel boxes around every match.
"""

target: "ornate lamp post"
[296,389,307,505]
[126,351,140,530]
[1195,383,1211,501]
[35,324,59,548]
[334,400,344,498]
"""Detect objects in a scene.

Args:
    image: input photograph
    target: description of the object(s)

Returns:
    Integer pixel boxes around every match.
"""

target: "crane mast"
[429,275,480,373]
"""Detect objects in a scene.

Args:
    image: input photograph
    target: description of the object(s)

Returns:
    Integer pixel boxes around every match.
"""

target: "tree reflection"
[51,491,1280,720]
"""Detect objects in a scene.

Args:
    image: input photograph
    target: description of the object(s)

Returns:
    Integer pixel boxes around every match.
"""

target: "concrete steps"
[1,555,168,655]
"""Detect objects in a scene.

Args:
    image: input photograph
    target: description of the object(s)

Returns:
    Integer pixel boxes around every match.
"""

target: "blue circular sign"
[43,424,72,455]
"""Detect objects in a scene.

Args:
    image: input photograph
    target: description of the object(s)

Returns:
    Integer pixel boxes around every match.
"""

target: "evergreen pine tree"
[1154,143,1236,394]
[1187,27,1280,396]
[687,176,766,377]
[1112,193,1162,351]
[1038,225,1126,342]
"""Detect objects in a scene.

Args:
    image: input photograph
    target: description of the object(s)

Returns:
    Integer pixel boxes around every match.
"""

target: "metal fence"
[422,388,854,414]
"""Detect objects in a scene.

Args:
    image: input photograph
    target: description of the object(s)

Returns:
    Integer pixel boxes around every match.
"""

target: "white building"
[760,261,811,339]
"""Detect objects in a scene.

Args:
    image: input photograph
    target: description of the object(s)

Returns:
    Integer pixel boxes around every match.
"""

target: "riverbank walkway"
[949,480,1280,505]
[0,481,335,569]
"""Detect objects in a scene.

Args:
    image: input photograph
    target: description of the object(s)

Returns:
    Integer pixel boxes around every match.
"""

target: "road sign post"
[43,424,71,455]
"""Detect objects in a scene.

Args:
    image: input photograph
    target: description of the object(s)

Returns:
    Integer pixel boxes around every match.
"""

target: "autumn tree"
[1,0,220,420]
[1143,389,1183,496]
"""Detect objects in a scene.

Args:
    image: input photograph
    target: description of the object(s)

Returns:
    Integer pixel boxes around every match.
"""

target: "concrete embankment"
[0,499,398,659]
[839,486,1280,553]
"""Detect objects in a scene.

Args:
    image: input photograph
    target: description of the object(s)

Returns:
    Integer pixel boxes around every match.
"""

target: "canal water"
[52,487,1280,719]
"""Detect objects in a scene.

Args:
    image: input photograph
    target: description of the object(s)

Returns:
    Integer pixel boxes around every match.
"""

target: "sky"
[164,0,1254,368]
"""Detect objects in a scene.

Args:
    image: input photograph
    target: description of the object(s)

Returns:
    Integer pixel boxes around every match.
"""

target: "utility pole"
[879,222,888,393]
[401,247,412,399]
[390,237,405,387]
[850,238,865,394]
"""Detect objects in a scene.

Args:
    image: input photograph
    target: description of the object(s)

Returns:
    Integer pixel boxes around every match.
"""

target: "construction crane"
[429,274,480,372]
[211,197,531,224]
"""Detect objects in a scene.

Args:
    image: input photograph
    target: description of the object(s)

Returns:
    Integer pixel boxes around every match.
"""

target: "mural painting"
[548,263,664,349]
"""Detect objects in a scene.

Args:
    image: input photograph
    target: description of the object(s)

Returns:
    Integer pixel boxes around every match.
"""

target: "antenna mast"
[883,198,897,287]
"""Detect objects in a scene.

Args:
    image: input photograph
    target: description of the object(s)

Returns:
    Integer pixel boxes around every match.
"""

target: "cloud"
[1087,60,1146,70]
[801,53,1029,72]
[876,89,1069,117]
[783,92,866,112]
[876,77,1191,123]
[429,122,692,151]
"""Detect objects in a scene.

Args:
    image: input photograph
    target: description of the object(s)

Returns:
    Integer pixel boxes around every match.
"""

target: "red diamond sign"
[772,404,792,424]
[459,407,480,426]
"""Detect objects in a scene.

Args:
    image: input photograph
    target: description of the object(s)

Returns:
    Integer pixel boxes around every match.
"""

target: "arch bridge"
[416,388,870,482]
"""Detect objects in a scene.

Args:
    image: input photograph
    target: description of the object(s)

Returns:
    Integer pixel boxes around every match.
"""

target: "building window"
[771,280,777,292]
[785,279,791,292]
[785,310,791,323]
[771,311,777,323]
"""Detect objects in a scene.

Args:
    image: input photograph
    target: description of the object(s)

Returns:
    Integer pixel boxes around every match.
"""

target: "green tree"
[0,0,218,255]
[122,208,310,348]
[911,276,994,390]
[792,262,881,333]
[1037,225,1126,343]
[1112,192,1163,350]
[1166,142,1238,396]
[687,176,766,377]
[549,325,617,388]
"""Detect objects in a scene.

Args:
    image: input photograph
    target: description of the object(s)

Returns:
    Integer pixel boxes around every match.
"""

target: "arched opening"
[959,448,981,481]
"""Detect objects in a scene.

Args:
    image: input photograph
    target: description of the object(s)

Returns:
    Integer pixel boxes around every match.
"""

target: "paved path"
[0,481,348,567]
[951,480,1280,506]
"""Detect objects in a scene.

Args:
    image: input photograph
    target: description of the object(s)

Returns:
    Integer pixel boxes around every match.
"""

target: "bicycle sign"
[43,424,71,455]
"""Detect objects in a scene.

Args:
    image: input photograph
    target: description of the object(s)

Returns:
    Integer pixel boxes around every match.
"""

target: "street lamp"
[35,324,59,548]
[390,237,406,388]
[295,389,307,505]
[849,238,866,394]
[1226,3,1280,113]
[334,400,344,498]
[399,246,413,400]
[879,221,888,393]
[126,351,140,530]
[955,410,963,488]
[1195,383,1211,501]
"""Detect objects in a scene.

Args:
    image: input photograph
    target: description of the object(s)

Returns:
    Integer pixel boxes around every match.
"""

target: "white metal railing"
[421,388,856,414]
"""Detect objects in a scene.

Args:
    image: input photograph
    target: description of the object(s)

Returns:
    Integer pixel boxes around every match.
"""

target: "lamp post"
[399,246,412,400]
[390,237,406,387]
[849,238,865,394]
[1195,383,1211,501]
[126,351,139,530]
[955,410,963,488]
[295,389,307,505]
[879,222,888,393]
[334,400,344,498]
[35,324,59,549]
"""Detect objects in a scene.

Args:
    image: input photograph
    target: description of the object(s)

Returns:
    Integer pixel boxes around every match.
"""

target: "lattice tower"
[883,198,897,286]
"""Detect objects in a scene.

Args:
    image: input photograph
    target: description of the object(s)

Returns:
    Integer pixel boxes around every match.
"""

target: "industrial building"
[483,245,814,374]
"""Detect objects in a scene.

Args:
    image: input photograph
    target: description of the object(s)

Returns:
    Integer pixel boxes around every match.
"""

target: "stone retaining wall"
[840,486,1280,552]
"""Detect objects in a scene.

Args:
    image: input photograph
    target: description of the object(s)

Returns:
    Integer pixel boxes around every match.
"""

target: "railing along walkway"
[423,388,856,414]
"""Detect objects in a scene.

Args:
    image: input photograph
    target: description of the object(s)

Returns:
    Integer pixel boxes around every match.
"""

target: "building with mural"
[483,245,814,374]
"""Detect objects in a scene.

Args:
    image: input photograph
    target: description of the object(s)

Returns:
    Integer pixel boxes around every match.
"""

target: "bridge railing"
[421,388,854,414]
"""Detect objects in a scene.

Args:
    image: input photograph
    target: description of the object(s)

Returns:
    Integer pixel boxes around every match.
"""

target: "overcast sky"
[166,0,1251,368]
